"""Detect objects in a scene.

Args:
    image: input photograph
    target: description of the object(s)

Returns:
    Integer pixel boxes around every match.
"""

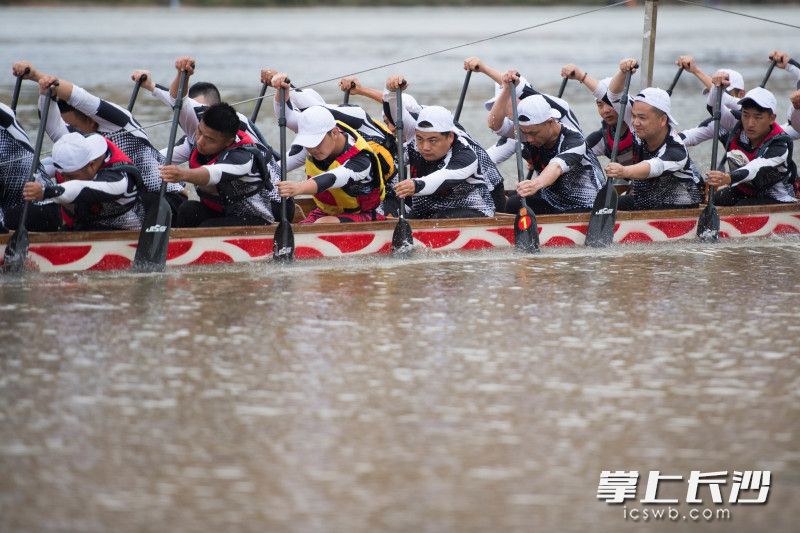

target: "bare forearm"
[353,86,384,104]
[488,88,511,131]
[619,161,652,180]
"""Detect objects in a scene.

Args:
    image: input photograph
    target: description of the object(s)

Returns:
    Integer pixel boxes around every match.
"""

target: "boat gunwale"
[0,203,797,245]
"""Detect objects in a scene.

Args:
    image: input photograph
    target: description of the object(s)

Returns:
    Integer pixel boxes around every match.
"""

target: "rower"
[494,72,604,215]
[0,102,61,233]
[160,102,279,227]
[384,76,495,219]
[22,132,144,230]
[264,71,401,216]
[706,77,797,206]
[274,101,385,224]
[560,64,635,166]
[11,61,186,217]
[674,55,746,147]
[131,56,278,161]
[603,59,704,211]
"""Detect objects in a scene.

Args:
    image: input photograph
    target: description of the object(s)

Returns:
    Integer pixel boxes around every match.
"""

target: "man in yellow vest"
[276,105,385,223]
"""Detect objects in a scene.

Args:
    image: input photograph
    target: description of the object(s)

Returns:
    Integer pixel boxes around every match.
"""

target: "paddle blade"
[514,206,540,253]
[273,220,295,262]
[585,185,619,248]
[2,227,30,274]
[132,196,173,272]
[391,217,414,257]
[696,203,720,242]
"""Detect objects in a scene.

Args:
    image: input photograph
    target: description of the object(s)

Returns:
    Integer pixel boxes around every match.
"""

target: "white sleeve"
[486,138,518,165]
[383,90,418,144]
[38,94,69,142]
[415,159,478,196]
[53,177,129,204]
[789,105,800,138]
[178,97,204,138]
[151,86,175,107]
[493,117,515,139]
[680,123,715,147]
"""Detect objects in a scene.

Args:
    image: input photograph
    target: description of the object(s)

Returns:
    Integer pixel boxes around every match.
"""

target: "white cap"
[738,86,777,114]
[517,95,559,126]
[415,105,457,133]
[293,106,336,148]
[720,69,745,92]
[290,88,326,111]
[632,87,678,126]
[52,132,107,172]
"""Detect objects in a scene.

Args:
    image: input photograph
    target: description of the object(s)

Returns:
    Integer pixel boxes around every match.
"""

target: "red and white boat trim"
[1,205,798,273]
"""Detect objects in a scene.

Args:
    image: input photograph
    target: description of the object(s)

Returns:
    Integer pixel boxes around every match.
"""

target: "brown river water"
[1,4,800,532]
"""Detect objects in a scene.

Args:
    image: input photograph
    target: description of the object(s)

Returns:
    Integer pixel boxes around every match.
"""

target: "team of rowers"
[0,51,798,233]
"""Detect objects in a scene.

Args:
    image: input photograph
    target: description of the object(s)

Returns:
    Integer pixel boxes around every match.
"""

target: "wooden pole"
[640,0,659,89]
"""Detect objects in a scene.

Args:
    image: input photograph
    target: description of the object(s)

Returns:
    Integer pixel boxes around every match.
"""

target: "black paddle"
[127,74,145,113]
[391,84,414,256]
[760,58,778,88]
[343,81,354,105]
[250,81,268,123]
[585,68,634,248]
[131,69,188,272]
[666,66,684,96]
[3,84,56,273]
[453,70,472,123]
[696,82,725,242]
[509,79,539,254]
[557,76,569,98]
[10,67,29,112]
[273,85,295,262]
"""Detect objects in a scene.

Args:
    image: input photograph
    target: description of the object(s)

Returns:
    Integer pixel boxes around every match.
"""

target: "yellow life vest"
[364,117,397,182]
[305,122,385,215]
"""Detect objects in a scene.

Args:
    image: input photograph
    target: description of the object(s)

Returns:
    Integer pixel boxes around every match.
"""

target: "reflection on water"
[1,239,799,532]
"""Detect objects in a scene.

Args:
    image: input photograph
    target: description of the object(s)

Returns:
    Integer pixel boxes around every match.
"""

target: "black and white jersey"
[405,135,495,218]
[191,136,279,224]
[522,125,605,211]
[0,103,52,223]
[628,129,704,209]
[41,160,142,230]
[723,124,796,203]
[38,86,180,195]
[383,91,494,217]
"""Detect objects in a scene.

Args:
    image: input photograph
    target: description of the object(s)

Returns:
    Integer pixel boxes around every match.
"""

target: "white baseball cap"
[632,87,678,126]
[517,95,560,126]
[738,87,777,114]
[415,105,458,133]
[52,132,107,173]
[720,69,745,92]
[293,106,336,148]
[290,88,326,111]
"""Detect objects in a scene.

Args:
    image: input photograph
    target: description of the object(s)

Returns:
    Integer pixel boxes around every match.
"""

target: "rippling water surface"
[1,4,800,532]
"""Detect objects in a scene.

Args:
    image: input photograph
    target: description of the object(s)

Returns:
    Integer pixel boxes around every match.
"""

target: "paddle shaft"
[557,77,568,98]
[509,80,529,208]
[707,83,726,208]
[395,86,407,222]
[127,75,145,112]
[453,70,472,123]
[666,66,684,96]
[161,71,188,185]
[15,85,55,235]
[760,60,777,88]
[602,69,633,205]
[278,86,289,224]
[251,82,269,123]
[10,67,29,112]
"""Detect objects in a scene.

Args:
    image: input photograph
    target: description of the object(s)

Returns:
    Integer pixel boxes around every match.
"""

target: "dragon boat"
[1,201,798,273]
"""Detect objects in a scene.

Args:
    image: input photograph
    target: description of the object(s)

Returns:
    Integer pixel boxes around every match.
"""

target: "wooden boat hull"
[1,204,798,273]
